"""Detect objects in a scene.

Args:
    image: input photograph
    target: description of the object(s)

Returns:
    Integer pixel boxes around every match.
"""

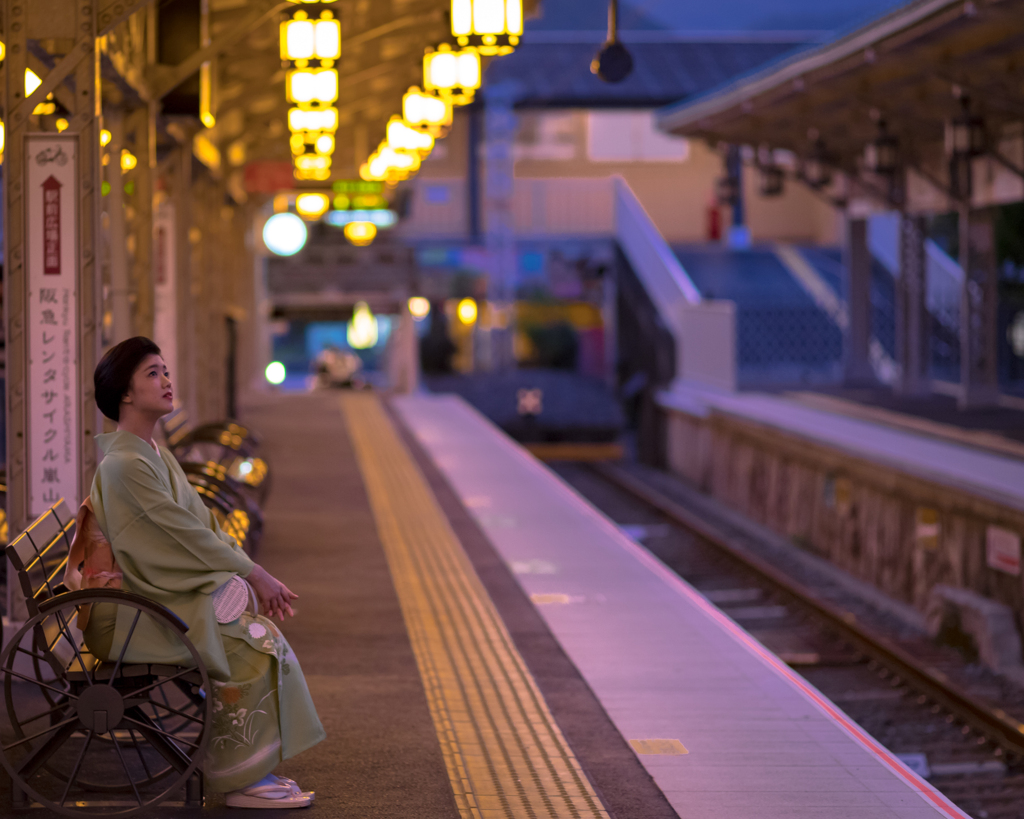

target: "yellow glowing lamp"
[315,133,335,155]
[367,144,421,181]
[296,192,331,219]
[0,120,5,161]
[55,118,68,132]
[347,301,379,346]
[402,87,453,136]
[451,0,521,53]
[286,68,339,105]
[408,297,431,320]
[294,153,331,173]
[457,298,478,325]
[0,42,5,62]
[289,107,338,133]
[200,61,215,128]
[295,166,332,181]
[424,44,481,102]
[290,130,335,157]
[100,129,112,147]
[386,116,434,154]
[25,69,57,115]
[120,149,138,172]
[25,68,42,96]
[281,11,341,61]
[344,221,378,247]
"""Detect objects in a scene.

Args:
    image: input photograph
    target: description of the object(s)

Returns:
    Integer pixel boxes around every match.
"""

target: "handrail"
[613,176,701,345]
[614,176,736,391]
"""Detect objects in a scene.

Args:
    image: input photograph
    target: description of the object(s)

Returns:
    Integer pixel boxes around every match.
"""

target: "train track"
[555,461,1024,819]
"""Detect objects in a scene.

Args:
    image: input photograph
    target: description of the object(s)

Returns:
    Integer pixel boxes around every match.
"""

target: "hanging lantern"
[402,87,453,136]
[295,192,331,219]
[347,301,379,347]
[289,107,338,133]
[758,165,784,197]
[801,140,833,190]
[864,120,899,176]
[344,221,378,247]
[945,97,985,200]
[280,10,341,62]
[423,44,481,105]
[286,68,339,105]
[386,116,434,154]
[451,0,522,55]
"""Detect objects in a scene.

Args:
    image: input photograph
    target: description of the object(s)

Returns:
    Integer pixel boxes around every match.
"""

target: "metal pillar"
[958,206,1000,408]
[896,213,929,395]
[4,0,103,535]
[842,217,875,385]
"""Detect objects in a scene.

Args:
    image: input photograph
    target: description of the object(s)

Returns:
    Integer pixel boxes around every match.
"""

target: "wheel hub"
[75,684,125,734]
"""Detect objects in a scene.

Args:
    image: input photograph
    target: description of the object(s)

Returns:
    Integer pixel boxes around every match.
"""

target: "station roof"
[655,0,1024,178]
[483,38,812,109]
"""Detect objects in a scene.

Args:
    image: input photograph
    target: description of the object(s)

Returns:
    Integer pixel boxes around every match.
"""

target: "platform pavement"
[394,393,970,819]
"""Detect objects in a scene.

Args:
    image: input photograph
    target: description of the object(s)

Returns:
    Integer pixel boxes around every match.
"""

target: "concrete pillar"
[896,213,929,394]
[958,206,1000,408]
[174,141,198,423]
[842,217,875,385]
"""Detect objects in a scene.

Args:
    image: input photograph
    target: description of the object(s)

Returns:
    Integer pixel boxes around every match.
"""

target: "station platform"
[143,390,970,816]
[658,381,1024,513]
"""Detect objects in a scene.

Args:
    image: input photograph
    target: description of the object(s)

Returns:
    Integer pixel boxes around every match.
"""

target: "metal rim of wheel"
[0,589,212,816]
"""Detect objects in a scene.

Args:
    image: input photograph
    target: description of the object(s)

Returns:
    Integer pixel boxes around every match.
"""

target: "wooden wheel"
[0,590,211,816]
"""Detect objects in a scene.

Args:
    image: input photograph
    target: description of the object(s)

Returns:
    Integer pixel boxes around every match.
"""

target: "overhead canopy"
[656,0,1024,205]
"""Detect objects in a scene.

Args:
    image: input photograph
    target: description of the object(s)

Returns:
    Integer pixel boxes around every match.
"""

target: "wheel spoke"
[59,730,94,807]
[15,645,51,663]
[2,716,79,752]
[127,727,154,781]
[139,698,204,725]
[53,610,94,686]
[107,609,141,684]
[17,698,72,729]
[120,716,201,751]
[2,667,78,700]
[123,667,200,699]
[110,731,143,806]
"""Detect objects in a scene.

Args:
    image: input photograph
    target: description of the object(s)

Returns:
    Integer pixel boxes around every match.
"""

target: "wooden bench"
[0,500,211,816]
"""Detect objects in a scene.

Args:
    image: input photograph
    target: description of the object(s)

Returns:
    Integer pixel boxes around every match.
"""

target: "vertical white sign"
[26,135,79,517]
[153,200,178,385]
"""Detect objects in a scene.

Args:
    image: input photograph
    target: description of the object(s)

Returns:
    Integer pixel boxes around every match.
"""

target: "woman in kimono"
[84,336,325,808]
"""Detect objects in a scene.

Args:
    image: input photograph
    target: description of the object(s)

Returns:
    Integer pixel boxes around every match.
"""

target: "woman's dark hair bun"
[94,336,162,421]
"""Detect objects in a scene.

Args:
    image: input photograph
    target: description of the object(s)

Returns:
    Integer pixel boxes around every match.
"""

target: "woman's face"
[123,354,174,418]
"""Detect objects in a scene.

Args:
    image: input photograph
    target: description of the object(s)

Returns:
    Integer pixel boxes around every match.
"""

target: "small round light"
[120,149,137,172]
[262,212,308,256]
[265,361,287,385]
[344,221,377,246]
[457,297,477,325]
[408,296,431,320]
[100,129,112,146]
[55,118,69,132]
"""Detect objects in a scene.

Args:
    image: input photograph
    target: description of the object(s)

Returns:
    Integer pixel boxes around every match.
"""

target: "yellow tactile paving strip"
[342,393,610,819]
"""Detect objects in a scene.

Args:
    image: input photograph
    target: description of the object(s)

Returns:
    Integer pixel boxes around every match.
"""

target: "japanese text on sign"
[27,137,79,516]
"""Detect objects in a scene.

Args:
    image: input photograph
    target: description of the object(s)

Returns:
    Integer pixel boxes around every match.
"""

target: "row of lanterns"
[358,0,522,184]
[737,91,989,205]
[265,0,523,249]
[281,7,342,181]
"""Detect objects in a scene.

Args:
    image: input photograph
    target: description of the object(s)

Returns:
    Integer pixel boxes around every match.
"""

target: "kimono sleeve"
[102,455,255,587]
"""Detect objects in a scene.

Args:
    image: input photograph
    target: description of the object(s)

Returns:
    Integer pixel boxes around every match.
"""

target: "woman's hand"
[245,565,299,622]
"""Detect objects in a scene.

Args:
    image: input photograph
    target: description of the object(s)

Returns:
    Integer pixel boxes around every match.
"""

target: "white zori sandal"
[225,774,313,808]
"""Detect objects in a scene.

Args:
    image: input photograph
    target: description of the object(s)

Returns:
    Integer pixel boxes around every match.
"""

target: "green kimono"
[88,431,325,792]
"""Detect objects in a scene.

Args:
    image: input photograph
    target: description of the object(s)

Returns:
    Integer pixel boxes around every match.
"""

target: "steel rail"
[591,461,1024,759]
